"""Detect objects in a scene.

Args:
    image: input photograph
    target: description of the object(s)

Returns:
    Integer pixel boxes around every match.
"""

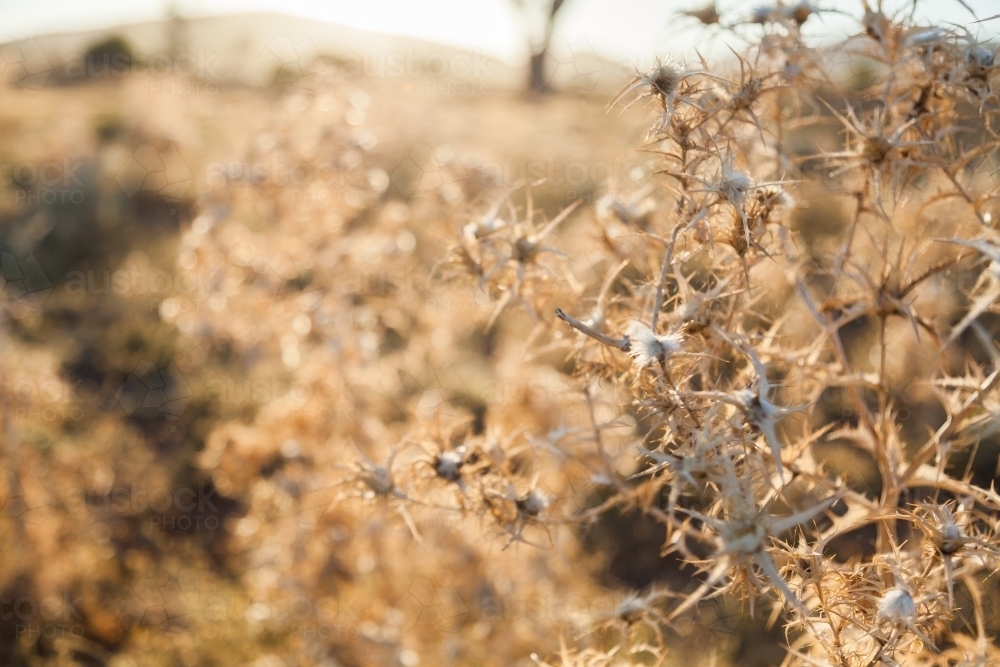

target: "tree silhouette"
[510,0,571,93]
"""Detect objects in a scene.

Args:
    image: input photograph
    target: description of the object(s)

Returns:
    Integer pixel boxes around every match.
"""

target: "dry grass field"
[2,5,1000,667]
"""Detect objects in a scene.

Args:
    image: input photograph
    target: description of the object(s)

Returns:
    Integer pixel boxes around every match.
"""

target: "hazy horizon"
[3,0,999,67]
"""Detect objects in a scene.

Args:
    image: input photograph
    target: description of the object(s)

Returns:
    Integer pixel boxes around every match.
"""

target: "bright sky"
[2,0,998,64]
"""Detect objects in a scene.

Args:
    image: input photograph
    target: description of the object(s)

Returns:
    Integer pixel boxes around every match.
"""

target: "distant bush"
[69,35,133,79]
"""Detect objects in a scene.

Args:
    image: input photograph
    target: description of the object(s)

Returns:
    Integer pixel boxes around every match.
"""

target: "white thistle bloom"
[626,320,683,368]
[878,588,918,626]
[720,158,753,210]
[518,489,549,516]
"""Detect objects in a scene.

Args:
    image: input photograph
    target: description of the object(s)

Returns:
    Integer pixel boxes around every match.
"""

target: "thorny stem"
[941,167,991,227]
[658,356,702,428]
[795,278,877,433]
[651,208,707,332]
[834,189,866,279]
[554,308,630,350]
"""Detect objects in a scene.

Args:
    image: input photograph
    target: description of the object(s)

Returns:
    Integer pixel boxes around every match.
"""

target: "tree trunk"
[514,0,566,94]
[528,50,550,93]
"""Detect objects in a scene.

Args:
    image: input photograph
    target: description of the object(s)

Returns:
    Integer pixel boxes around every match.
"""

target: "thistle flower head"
[878,587,918,626]
[646,57,687,98]
[607,56,702,134]
[970,46,994,68]
[720,162,753,208]
[625,320,684,367]
[959,31,996,70]
[517,488,550,517]
[435,449,464,482]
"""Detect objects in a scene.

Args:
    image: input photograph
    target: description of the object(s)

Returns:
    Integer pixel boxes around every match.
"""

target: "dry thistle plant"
[412,1,1000,665]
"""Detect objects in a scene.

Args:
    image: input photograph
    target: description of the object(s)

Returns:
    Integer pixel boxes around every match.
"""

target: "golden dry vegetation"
[2,4,1000,667]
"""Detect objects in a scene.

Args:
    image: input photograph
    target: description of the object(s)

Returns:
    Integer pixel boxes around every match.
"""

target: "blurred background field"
[1,3,999,667]
[0,11,676,667]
